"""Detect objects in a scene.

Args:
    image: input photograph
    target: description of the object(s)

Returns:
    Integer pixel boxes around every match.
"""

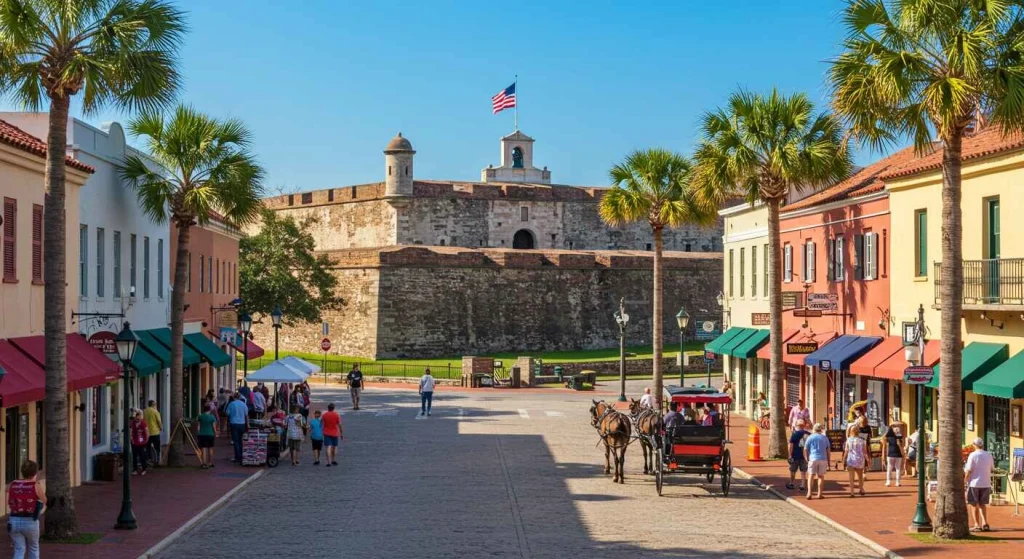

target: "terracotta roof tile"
[879,126,1024,179]
[783,145,920,212]
[0,119,94,173]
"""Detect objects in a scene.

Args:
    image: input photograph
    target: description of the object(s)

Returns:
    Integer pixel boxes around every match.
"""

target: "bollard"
[747,422,763,462]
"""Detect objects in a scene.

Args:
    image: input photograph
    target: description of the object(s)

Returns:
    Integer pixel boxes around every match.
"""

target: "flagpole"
[514,74,518,132]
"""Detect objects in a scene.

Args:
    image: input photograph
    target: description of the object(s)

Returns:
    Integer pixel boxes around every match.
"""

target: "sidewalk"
[729,415,1024,558]
[0,435,259,559]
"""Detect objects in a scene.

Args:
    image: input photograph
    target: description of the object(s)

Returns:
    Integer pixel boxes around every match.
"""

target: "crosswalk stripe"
[518,409,530,419]
[375,409,398,417]
[545,411,564,417]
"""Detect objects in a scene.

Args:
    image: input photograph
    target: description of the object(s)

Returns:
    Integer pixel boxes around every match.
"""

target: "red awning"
[215,329,265,360]
[9,334,120,392]
[782,331,837,366]
[873,339,940,380]
[0,340,44,407]
[848,336,905,377]
[755,329,800,360]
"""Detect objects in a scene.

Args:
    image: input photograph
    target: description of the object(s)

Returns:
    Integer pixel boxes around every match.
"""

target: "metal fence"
[934,258,1024,306]
[247,357,464,380]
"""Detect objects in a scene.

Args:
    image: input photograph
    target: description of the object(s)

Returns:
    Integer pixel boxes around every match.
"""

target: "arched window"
[513,229,535,249]
[512,147,524,168]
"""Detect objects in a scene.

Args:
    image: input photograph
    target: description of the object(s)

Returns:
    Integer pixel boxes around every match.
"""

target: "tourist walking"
[252,387,267,419]
[906,427,928,478]
[419,368,435,417]
[347,364,364,410]
[882,421,905,486]
[321,403,343,467]
[143,399,163,466]
[227,393,249,463]
[787,419,810,491]
[286,405,307,466]
[964,437,995,532]
[130,409,150,475]
[197,399,218,468]
[6,460,45,559]
[639,387,654,408]
[843,424,867,497]
[309,409,324,465]
[804,423,830,500]
[788,399,810,432]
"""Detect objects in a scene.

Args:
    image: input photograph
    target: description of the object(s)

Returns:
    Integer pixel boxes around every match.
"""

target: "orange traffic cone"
[747,422,763,461]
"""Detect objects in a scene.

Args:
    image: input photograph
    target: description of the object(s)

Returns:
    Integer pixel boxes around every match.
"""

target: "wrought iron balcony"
[933,259,1024,308]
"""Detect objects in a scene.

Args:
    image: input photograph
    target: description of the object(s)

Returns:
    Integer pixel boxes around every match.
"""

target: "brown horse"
[629,398,664,474]
[590,399,631,483]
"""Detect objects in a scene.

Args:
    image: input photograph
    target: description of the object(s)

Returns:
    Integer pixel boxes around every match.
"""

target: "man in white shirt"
[963,437,995,532]
[418,369,435,417]
[639,387,654,409]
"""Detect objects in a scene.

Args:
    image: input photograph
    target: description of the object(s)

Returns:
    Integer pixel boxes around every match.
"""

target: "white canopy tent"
[280,355,321,375]
[245,360,309,384]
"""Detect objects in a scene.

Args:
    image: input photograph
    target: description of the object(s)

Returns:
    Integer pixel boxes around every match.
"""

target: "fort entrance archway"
[513,229,535,249]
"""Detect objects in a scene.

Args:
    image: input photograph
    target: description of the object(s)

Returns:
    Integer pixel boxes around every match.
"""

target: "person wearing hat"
[964,437,995,531]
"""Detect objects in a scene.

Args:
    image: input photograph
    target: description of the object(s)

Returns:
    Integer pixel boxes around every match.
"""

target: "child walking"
[309,410,324,465]
[843,424,867,497]
[130,409,150,475]
[285,405,307,466]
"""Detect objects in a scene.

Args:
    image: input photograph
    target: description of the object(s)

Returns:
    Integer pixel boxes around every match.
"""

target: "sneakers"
[326,463,331,467]
[332,460,338,465]
[896,481,901,487]
[885,481,891,487]
[314,460,320,465]
[785,483,795,490]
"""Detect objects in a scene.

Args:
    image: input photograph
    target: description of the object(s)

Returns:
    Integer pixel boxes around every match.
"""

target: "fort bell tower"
[481,130,551,184]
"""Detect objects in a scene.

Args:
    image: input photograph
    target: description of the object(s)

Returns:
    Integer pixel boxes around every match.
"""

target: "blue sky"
[2,0,879,192]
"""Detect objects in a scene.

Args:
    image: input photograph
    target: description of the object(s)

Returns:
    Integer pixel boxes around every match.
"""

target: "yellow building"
[0,119,92,514]
[886,126,1024,502]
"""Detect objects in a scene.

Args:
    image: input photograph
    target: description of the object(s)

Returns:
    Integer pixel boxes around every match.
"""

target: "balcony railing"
[933,258,1024,307]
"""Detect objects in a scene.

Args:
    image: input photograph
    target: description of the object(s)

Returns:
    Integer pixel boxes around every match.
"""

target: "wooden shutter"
[827,239,835,281]
[808,242,816,282]
[854,234,864,280]
[3,198,16,281]
[865,233,876,280]
[32,204,42,282]
[784,245,792,282]
[836,237,845,280]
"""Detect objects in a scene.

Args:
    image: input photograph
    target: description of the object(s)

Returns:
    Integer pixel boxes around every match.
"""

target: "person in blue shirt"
[308,410,325,465]
[804,423,831,499]
[226,393,249,463]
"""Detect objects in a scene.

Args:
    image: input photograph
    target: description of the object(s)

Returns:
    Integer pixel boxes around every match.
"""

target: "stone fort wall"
[252,246,723,359]
[264,181,722,253]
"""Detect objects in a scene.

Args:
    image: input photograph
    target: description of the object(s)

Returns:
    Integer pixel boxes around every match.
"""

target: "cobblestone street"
[158,383,876,558]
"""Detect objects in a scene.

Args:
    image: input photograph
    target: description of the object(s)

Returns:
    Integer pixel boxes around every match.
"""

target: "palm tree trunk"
[652,226,664,409]
[934,132,969,539]
[766,197,787,458]
[42,95,78,538]
[166,222,191,466]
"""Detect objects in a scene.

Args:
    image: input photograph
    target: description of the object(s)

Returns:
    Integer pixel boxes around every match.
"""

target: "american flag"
[492,83,516,114]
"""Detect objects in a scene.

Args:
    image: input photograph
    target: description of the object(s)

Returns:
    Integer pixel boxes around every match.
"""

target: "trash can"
[94,452,120,481]
[554,366,564,381]
[510,366,521,388]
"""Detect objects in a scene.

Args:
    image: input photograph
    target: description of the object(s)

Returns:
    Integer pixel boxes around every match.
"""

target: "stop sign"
[321,338,331,352]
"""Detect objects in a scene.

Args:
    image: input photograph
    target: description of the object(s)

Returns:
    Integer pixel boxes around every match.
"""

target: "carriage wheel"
[720,449,732,497]
[655,449,664,496]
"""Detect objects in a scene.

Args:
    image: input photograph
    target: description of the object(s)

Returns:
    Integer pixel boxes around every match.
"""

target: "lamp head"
[676,308,690,330]
[904,344,921,364]
[115,322,139,365]
[715,292,724,307]
[240,312,253,335]
[271,305,283,328]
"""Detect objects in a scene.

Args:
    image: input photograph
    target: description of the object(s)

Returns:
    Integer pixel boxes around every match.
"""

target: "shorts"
[288,439,302,452]
[788,460,808,473]
[350,386,362,397]
[324,435,339,447]
[967,487,992,505]
[311,439,323,451]
[197,435,215,448]
[907,449,917,461]
[808,460,828,476]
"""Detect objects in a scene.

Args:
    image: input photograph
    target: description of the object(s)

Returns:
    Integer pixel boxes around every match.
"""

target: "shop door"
[984,396,1010,489]
[738,359,747,410]
[5,409,20,484]
[866,379,887,430]
[785,365,801,408]
[842,374,857,425]
[985,199,1000,303]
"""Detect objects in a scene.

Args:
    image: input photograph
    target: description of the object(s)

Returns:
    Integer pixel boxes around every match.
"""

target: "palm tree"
[828,0,1024,538]
[600,149,717,409]
[120,105,265,466]
[693,89,850,460]
[0,0,185,537]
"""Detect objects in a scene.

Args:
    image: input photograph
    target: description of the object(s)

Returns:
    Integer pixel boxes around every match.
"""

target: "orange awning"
[849,336,904,377]
[873,339,940,380]
[755,329,800,360]
[782,331,838,366]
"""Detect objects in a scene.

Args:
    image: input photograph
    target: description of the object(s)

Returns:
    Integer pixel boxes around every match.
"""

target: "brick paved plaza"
[156,382,874,558]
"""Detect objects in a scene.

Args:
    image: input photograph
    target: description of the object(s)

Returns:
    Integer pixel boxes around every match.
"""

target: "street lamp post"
[905,303,933,533]
[676,309,690,386]
[114,322,140,531]
[271,306,283,403]
[240,312,253,385]
[614,298,629,402]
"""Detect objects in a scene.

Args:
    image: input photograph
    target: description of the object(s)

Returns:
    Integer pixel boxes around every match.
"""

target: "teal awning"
[184,333,231,368]
[719,328,759,357]
[130,345,162,378]
[144,328,201,367]
[928,342,1008,390]
[135,330,170,369]
[730,329,770,358]
[972,349,1024,399]
[705,327,748,355]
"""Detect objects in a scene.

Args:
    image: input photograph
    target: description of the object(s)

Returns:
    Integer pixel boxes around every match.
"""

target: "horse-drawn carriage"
[648,386,733,497]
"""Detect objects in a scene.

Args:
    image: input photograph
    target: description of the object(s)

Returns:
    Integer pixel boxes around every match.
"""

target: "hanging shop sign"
[786,342,818,355]
[751,313,770,326]
[782,291,802,309]
[903,366,935,385]
[88,330,117,354]
[806,293,839,311]
[793,309,823,318]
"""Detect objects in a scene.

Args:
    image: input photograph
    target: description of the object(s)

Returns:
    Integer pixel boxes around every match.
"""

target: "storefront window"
[842,375,857,425]
[866,379,886,429]
[91,387,102,446]
[738,360,747,408]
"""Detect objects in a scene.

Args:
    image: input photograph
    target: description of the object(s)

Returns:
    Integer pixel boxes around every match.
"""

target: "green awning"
[730,329,770,358]
[705,327,748,355]
[135,330,171,369]
[184,333,231,368]
[131,345,163,378]
[972,349,1024,399]
[928,342,1008,389]
[144,328,201,367]
[719,328,758,357]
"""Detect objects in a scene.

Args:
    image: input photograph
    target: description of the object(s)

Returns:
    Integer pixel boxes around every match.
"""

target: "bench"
[565,371,597,390]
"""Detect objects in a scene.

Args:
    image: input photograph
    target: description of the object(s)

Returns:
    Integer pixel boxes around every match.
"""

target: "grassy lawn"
[42,532,104,545]
[254,342,707,371]
[905,533,1002,544]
